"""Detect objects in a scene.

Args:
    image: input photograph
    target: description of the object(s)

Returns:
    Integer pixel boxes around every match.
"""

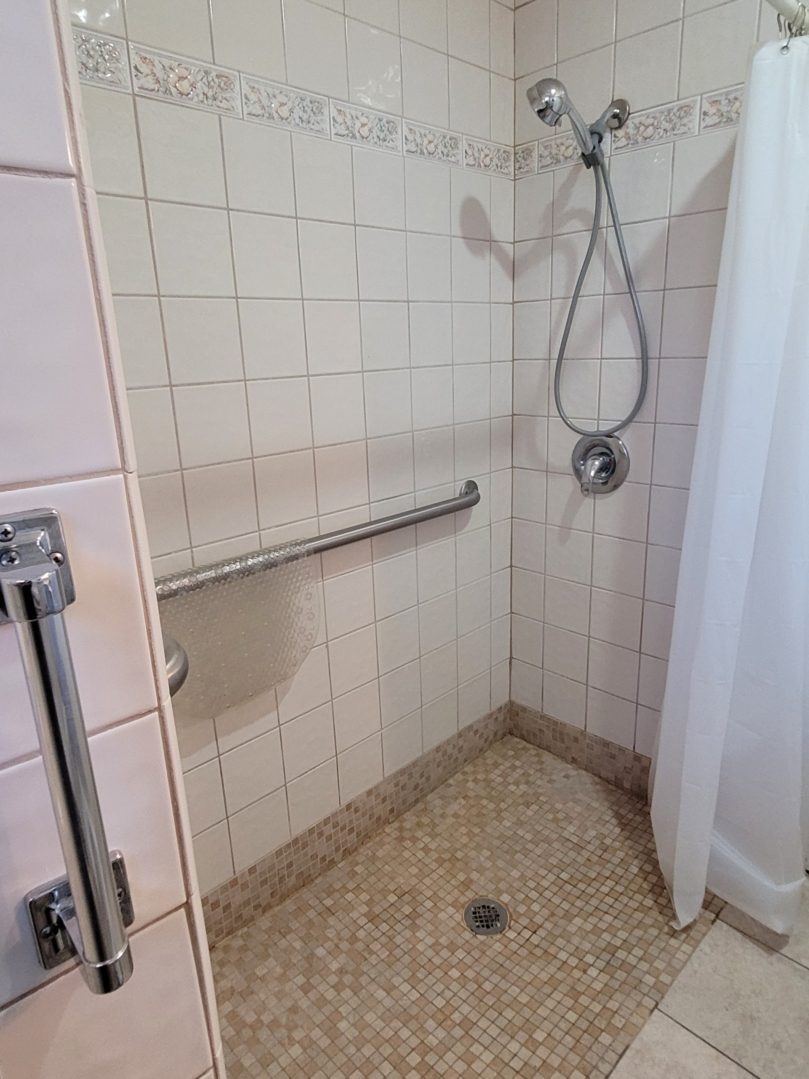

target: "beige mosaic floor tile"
[212,737,718,1078]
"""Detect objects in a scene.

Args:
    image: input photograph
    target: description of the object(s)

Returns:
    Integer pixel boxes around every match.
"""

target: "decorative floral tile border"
[242,75,328,136]
[130,44,240,115]
[403,121,462,165]
[330,100,402,153]
[612,97,699,152]
[514,142,538,178]
[73,28,512,179]
[72,29,130,92]
[538,131,579,171]
[463,136,513,178]
[701,85,744,131]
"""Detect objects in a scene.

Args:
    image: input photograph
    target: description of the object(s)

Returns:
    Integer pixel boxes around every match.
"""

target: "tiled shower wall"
[510,0,774,758]
[71,0,515,894]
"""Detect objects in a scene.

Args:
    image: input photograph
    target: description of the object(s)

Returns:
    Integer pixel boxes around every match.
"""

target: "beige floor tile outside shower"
[611,1012,752,1078]
[661,920,809,1079]
[720,890,809,971]
[212,736,720,1077]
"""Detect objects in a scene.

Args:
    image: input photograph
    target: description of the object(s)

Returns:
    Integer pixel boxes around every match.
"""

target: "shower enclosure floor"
[212,736,719,1077]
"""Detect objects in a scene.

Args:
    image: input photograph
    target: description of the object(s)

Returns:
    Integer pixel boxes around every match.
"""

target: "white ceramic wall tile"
[679,0,758,98]
[3,176,122,486]
[0,476,157,765]
[284,0,349,98]
[1,1,74,172]
[223,120,295,215]
[558,0,616,60]
[0,910,212,1079]
[338,732,384,802]
[229,787,291,872]
[0,713,185,1002]
[254,450,318,528]
[298,220,359,298]
[400,0,448,49]
[347,19,403,114]
[402,41,450,130]
[210,0,286,82]
[287,758,340,832]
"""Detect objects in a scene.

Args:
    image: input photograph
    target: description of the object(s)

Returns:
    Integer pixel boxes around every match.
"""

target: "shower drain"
[463,898,509,935]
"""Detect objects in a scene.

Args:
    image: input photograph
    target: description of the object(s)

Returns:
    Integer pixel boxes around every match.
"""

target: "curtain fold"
[651,38,809,935]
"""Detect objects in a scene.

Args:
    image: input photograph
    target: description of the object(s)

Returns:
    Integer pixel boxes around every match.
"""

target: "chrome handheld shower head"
[525,77,595,156]
[526,77,568,126]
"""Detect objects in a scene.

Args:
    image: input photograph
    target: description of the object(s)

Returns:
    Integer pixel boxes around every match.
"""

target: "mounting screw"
[0,550,20,566]
[51,552,65,566]
[0,523,15,542]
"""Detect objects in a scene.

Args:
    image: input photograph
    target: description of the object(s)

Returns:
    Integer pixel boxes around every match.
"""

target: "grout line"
[661,1011,761,1077]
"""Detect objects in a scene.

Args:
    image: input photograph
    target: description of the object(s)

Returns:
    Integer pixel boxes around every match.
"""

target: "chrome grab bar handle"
[304,479,480,556]
[156,480,481,603]
[0,511,133,994]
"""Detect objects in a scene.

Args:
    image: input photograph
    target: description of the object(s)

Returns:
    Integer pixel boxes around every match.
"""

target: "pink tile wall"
[0,2,221,1075]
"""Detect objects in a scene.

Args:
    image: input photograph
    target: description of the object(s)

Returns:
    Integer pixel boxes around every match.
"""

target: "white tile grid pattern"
[74,0,516,894]
[510,0,766,760]
[0,3,220,1077]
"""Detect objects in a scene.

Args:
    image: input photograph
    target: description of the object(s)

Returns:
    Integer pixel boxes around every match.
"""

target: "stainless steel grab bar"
[156,479,480,603]
[0,510,133,994]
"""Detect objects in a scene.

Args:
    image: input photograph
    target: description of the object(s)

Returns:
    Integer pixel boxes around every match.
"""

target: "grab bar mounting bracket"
[0,509,74,622]
[26,851,134,971]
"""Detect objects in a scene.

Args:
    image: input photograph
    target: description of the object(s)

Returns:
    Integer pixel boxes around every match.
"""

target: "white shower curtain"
[651,38,809,935]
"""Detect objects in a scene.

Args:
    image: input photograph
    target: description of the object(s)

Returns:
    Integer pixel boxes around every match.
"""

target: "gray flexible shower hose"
[554,156,649,437]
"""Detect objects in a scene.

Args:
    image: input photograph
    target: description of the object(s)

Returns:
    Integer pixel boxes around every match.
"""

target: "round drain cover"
[463,897,509,935]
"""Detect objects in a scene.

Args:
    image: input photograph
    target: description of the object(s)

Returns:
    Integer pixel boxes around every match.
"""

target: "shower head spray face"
[526,77,569,127]
[525,77,595,156]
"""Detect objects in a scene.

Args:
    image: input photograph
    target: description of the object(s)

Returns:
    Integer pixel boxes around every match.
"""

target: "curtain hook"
[781,2,808,53]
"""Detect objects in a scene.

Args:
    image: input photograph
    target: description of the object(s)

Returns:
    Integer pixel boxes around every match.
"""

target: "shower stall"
[2,1,809,1077]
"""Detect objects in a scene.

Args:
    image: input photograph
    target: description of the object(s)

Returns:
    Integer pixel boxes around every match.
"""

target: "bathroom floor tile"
[611,1012,751,1078]
[661,920,809,1079]
[719,889,809,972]
[212,737,720,1077]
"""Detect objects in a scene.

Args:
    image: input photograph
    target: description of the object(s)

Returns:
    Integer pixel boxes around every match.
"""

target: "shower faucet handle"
[572,435,630,496]
[580,452,613,496]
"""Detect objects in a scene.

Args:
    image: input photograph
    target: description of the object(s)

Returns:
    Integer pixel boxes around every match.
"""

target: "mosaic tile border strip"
[517,84,745,176]
[510,702,651,799]
[73,28,512,177]
[201,704,511,947]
